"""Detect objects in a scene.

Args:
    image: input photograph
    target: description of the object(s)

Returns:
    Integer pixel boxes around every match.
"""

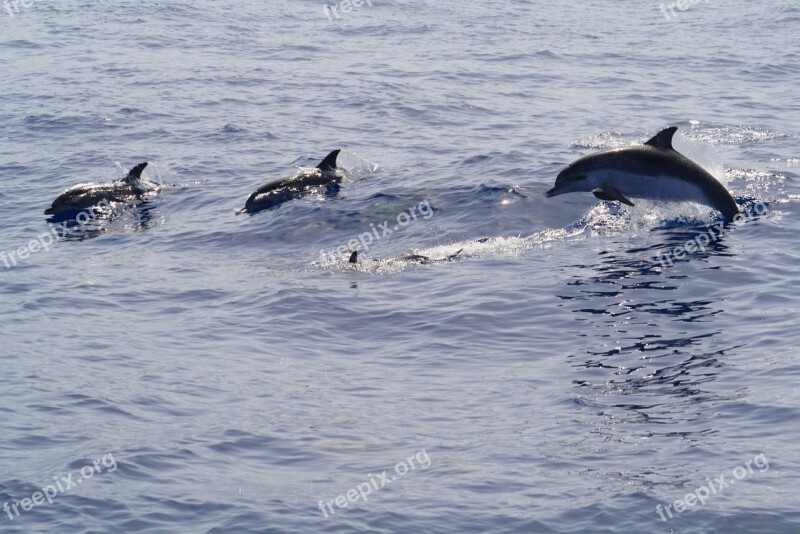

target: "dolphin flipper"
[316,150,341,172]
[593,188,635,207]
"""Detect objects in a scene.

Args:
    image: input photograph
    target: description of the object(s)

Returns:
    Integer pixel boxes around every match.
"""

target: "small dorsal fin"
[644,127,678,150]
[348,250,358,264]
[124,162,149,182]
[317,150,340,172]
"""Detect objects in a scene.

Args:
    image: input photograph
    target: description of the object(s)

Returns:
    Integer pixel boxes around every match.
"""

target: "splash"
[334,151,383,180]
[671,131,726,184]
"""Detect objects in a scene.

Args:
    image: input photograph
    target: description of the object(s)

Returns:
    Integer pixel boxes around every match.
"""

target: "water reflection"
[44,199,162,241]
[556,216,756,445]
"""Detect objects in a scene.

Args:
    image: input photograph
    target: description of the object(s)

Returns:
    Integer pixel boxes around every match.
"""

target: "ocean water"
[1,0,799,532]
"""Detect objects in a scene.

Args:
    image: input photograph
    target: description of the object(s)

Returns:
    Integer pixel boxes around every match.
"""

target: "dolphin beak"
[44,207,54,215]
[545,186,562,198]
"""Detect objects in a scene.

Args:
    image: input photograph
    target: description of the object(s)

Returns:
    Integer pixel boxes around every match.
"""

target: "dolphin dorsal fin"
[317,150,341,172]
[644,127,678,150]
[124,162,149,183]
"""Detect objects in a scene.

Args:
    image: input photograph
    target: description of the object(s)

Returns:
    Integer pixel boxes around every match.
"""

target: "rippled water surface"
[1,1,799,532]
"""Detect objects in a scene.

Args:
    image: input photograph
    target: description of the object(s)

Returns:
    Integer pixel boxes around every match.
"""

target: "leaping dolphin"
[239,149,342,214]
[44,162,153,216]
[546,127,739,220]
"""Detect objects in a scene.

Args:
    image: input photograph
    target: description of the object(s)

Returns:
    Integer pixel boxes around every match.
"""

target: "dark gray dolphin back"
[316,150,340,172]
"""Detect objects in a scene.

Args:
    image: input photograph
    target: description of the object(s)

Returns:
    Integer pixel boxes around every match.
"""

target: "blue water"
[2,1,799,532]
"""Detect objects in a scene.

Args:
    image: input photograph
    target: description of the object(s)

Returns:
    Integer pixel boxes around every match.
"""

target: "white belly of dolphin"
[597,171,711,205]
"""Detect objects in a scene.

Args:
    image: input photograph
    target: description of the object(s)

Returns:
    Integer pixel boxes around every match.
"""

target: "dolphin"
[546,127,739,220]
[347,248,464,265]
[44,162,153,215]
[239,150,342,214]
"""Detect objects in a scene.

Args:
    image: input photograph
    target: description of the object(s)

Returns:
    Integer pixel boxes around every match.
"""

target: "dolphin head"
[44,190,75,215]
[546,153,606,197]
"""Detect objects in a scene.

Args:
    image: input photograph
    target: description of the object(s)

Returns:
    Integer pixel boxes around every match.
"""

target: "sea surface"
[1,1,799,532]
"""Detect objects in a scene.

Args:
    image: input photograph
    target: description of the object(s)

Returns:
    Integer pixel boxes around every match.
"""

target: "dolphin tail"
[718,196,740,221]
[316,150,341,172]
[123,162,149,183]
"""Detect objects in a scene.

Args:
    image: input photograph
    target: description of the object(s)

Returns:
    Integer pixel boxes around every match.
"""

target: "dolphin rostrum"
[546,127,739,220]
[239,149,342,214]
[44,162,153,216]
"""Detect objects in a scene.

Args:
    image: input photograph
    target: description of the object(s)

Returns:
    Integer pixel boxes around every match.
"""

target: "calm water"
[1,1,799,532]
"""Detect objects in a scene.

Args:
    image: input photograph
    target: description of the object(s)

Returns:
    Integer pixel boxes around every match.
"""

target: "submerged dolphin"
[347,249,464,266]
[239,150,342,214]
[546,127,739,220]
[44,163,152,215]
